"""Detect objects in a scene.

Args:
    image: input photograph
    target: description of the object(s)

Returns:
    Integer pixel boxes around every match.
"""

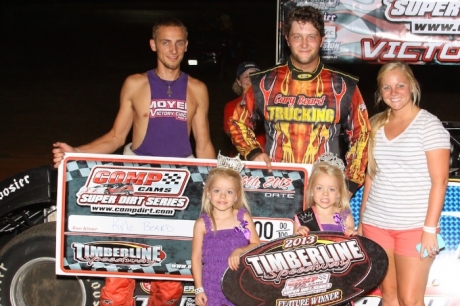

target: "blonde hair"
[368,61,421,177]
[201,168,251,232]
[306,162,350,215]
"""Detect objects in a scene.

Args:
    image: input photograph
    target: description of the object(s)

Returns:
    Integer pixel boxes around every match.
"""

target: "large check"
[55,153,311,281]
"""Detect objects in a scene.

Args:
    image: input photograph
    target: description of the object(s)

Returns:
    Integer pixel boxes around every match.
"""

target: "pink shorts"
[362,224,433,257]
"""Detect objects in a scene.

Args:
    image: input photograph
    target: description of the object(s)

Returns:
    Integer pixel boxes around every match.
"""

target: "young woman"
[359,61,450,305]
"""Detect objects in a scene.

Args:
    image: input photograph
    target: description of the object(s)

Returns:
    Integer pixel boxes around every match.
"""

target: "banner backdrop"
[277,0,460,65]
[56,154,460,305]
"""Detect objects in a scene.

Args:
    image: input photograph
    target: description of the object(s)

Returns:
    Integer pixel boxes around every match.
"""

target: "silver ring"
[432,246,437,252]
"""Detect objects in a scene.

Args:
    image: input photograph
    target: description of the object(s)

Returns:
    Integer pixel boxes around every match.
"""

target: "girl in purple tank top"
[294,152,358,237]
[191,159,260,306]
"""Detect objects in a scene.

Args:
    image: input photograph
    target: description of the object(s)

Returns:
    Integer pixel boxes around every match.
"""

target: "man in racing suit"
[229,6,370,194]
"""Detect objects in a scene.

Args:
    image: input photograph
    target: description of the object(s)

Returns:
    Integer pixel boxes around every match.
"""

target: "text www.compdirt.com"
[412,21,460,34]
[90,205,174,216]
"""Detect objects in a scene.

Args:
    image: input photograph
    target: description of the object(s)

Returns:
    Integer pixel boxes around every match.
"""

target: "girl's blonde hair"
[368,61,421,177]
[306,162,350,214]
[201,168,251,232]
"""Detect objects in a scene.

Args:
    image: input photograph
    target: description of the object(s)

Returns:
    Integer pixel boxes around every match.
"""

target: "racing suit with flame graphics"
[229,58,370,193]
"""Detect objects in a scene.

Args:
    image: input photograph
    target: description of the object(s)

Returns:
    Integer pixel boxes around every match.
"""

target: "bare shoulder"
[187,75,208,110]
[123,72,148,88]
[187,74,206,87]
[242,210,252,221]
[194,216,205,229]
[120,72,149,103]
[187,75,208,95]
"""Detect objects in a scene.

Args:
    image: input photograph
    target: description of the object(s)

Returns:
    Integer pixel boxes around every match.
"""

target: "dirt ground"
[1,2,458,181]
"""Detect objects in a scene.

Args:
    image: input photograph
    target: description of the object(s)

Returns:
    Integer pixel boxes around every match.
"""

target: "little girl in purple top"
[294,152,358,237]
[191,156,260,306]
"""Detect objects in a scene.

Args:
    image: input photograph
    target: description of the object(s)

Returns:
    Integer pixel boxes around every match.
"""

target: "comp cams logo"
[76,166,190,215]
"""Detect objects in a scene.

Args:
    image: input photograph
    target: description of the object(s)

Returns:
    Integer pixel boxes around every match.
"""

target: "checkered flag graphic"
[161,173,182,185]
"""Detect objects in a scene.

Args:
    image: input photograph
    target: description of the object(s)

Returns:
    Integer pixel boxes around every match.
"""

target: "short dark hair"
[283,6,325,37]
[152,17,188,40]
